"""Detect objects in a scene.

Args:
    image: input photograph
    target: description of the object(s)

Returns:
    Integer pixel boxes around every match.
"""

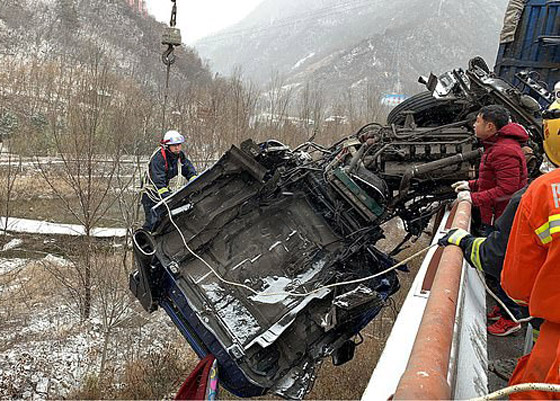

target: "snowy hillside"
[195,0,509,97]
[0,0,211,88]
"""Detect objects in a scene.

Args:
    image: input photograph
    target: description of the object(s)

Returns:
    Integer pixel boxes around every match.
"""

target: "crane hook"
[162,45,176,66]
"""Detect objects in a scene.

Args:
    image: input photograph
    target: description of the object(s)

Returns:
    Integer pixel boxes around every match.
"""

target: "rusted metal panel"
[392,200,472,400]
[363,208,452,400]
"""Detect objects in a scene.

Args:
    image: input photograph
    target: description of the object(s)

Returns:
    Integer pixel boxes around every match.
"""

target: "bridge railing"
[363,199,488,400]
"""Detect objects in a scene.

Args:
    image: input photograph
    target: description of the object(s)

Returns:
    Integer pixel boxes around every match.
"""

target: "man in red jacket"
[452,105,529,336]
[453,105,529,232]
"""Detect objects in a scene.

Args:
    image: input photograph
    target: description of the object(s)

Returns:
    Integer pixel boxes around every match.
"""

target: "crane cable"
[161,0,179,133]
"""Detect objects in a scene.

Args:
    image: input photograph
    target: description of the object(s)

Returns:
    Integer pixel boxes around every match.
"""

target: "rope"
[469,383,560,401]
[144,166,436,299]
[141,147,166,203]
[476,269,533,324]
[147,165,560,401]
[438,228,533,324]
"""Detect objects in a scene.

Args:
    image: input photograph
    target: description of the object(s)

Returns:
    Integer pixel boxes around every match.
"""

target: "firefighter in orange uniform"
[501,86,560,399]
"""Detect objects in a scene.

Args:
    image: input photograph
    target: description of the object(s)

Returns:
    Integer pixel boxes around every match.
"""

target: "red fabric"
[175,355,216,401]
[468,123,528,225]
[160,147,168,173]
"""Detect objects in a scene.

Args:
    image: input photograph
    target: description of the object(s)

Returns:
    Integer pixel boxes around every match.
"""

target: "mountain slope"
[0,0,212,88]
[196,0,509,96]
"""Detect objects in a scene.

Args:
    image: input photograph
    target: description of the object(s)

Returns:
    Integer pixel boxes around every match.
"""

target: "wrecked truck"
[129,57,546,399]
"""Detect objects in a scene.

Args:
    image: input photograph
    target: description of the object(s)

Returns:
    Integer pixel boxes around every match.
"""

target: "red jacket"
[469,123,529,225]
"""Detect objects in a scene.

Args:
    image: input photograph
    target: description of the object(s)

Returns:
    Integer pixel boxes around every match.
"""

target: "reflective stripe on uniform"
[470,238,486,271]
[533,328,540,343]
[158,187,170,195]
[448,230,467,246]
[534,214,560,244]
[512,298,529,306]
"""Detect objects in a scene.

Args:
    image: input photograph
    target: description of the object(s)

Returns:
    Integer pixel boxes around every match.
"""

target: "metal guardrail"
[363,199,487,400]
[393,200,472,399]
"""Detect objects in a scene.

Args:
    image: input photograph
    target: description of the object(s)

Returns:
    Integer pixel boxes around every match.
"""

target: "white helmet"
[162,130,185,145]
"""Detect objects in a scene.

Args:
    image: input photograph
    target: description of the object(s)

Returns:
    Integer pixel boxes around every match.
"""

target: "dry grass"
[0,240,200,400]
[0,174,434,400]
[68,342,198,400]
[12,173,74,198]
[117,344,198,400]
[0,256,60,316]
[2,172,131,226]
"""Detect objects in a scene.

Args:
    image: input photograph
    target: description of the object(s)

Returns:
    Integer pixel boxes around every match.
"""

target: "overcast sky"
[144,0,263,44]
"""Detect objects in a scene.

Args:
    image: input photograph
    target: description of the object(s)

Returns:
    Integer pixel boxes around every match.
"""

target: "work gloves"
[457,190,472,204]
[451,180,470,192]
[451,181,472,203]
[438,228,471,249]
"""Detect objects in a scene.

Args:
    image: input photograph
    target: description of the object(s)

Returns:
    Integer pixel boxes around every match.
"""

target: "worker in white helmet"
[141,130,197,231]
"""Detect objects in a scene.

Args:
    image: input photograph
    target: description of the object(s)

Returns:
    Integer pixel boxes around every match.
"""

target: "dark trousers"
[478,224,527,320]
[141,193,159,231]
[496,284,527,320]
[486,274,527,320]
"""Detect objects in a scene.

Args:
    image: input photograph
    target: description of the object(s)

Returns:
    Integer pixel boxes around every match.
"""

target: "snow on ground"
[0,217,127,238]
[1,238,23,252]
[0,304,179,399]
[0,257,27,275]
[0,256,187,400]
[42,254,72,268]
[292,52,316,70]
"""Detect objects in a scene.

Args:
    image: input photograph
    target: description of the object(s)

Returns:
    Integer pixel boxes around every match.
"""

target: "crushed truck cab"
[129,55,550,399]
[130,141,403,398]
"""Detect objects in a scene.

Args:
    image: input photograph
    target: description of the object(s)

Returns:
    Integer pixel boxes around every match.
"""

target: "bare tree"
[298,81,325,142]
[261,70,295,134]
[0,132,22,235]
[226,67,260,146]
[93,249,136,379]
[0,56,28,235]
[34,49,126,320]
[109,76,161,271]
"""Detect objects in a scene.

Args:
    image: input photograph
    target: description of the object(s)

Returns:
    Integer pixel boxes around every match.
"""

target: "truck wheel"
[386,92,460,127]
